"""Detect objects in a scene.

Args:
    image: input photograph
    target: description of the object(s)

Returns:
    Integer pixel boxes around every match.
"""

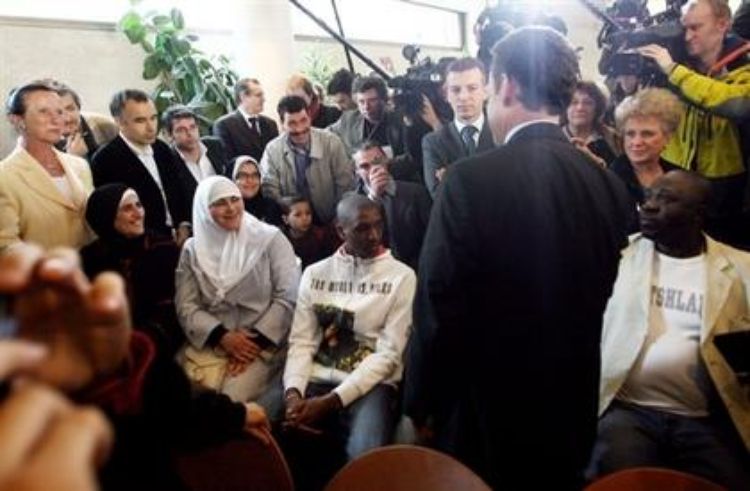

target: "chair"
[173,433,294,491]
[324,444,491,491]
[585,467,727,491]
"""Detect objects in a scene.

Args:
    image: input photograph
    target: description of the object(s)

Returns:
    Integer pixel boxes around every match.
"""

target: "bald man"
[590,170,750,489]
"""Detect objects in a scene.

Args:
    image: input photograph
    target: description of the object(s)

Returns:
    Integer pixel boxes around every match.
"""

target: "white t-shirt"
[618,252,711,417]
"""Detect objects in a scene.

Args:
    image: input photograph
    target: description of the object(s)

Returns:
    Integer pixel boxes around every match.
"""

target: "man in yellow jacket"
[639,0,750,248]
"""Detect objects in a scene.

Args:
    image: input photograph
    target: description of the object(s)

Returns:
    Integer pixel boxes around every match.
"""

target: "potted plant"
[118,5,238,131]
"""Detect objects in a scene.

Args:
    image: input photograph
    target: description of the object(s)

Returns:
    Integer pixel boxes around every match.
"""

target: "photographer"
[637,0,750,248]
[328,76,428,184]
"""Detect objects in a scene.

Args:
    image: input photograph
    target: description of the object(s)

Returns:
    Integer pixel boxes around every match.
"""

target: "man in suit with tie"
[212,78,279,162]
[421,57,494,198]
[162,105,228,210]
[404,27,632,490]
[92,90,190,241]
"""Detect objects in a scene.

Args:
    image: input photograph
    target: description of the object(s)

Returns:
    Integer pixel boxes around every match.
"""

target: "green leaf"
[119,11,141,30]
[119,12,146,43]
[171,8,185,30]
[143,54,163,80]
[140,39,155,53]
[175,39,191,56]
[152,15,171,27]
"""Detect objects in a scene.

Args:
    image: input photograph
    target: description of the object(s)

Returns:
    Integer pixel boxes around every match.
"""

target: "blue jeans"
[587,401,750,490]
[306,382,397,461]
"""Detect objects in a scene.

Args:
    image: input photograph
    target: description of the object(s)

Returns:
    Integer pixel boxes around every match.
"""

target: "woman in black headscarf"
[81,183,183,355]
[232,155,284,227]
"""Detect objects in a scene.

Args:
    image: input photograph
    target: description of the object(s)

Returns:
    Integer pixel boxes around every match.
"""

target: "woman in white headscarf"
[175,176,299,410]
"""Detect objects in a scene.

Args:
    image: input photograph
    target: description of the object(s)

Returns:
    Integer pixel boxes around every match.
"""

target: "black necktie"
[248,117,260,138]
[461,125,478,155]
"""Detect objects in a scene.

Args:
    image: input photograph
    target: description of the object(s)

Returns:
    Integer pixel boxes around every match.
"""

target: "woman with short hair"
[561,80,622,167]
[0,80,93,250]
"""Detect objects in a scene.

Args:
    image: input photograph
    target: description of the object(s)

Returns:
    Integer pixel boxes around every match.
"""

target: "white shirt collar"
[120,132,153,157]
[175,141,207,164]
[503,118,559,144]
[238,107,260,120]
[454,113,484,135]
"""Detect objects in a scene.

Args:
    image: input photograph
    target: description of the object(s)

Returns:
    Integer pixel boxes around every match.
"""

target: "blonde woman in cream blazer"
[0,81,93,250]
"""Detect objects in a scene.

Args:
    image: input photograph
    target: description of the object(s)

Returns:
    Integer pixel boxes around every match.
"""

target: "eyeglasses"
[235,171,261,181]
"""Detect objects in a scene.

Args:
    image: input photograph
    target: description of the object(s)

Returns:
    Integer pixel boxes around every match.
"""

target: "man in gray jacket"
[261,96,354,225]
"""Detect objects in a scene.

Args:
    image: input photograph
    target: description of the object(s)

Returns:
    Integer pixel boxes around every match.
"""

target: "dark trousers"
[587,401,750,490]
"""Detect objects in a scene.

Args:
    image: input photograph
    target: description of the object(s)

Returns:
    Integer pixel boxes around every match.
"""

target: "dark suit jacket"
[404,123,631,490]
[421,120,494,198]
[212,111,278,162]
[312,104,342,129]
[355,179,432,271]
[92,136,190,234]
[171,136,228,212]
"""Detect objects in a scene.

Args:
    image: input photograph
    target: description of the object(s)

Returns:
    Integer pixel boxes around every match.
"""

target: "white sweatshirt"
[283,247,416,407]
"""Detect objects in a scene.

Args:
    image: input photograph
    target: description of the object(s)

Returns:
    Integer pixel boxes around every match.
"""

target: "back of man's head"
[109,89,151,119]
[490,26,579,115]
[327,69,354,96]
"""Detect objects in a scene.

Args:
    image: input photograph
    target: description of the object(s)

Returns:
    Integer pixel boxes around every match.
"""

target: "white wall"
[0,17,155,156]
[0,3,614,156]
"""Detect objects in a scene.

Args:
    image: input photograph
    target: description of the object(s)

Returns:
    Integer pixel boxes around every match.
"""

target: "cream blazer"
[600,234,750,450]
[0,146,93,250]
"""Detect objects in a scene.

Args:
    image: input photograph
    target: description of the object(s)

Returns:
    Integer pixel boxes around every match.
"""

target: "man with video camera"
[637,0,750,249]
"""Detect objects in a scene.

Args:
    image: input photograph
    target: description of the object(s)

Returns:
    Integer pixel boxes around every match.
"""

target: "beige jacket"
[600,234,750,450]
[0,146,93,250]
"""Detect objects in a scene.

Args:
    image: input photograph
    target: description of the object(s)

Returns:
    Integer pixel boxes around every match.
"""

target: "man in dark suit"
[92,90,190,240]
[353,141,431,271]
[212,78,279,162]
[421,57,494,198]
[403,27,632,490]
[162,105,228,210]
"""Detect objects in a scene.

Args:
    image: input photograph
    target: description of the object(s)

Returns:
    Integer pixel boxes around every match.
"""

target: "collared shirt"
[503,118,560,144]
[286,135,312,197]
[454,113,485,146]
[238,107,262,135]
[120,132,173,227]
[176,141,215,183]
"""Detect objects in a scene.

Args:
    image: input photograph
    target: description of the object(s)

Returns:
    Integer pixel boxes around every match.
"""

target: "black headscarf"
[86,183,130,242]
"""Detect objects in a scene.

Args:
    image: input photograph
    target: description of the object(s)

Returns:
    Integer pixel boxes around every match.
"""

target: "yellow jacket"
[662,41,750,178]
[0,146,93,250]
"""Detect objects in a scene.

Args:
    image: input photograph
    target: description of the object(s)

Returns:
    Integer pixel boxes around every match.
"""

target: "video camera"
[583,0,689,85]
[388,45,454,124]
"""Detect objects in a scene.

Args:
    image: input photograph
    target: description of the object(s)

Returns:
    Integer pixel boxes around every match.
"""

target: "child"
[281,196,340,269]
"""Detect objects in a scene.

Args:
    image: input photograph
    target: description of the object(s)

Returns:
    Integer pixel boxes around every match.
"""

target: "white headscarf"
[192,176,278,301]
